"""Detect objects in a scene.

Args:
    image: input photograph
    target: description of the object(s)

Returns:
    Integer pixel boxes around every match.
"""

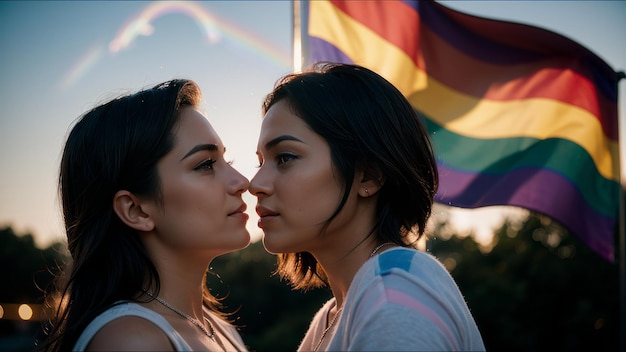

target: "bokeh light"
[18,304,33,320]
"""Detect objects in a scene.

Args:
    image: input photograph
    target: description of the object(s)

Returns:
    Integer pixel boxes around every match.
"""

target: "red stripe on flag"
[329,0,617,140]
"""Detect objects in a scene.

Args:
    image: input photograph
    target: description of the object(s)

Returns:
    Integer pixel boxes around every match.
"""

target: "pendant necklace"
[143,290,216,341]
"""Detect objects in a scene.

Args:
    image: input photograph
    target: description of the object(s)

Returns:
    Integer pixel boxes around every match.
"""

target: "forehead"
[173,107,223,151]
[258,100,313,146]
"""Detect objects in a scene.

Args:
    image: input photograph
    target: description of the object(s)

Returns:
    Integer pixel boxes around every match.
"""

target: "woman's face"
[148,107,250,253]
[250,99,357,254]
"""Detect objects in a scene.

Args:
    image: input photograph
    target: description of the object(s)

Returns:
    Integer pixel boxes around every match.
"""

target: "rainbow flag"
[300,0,621,261]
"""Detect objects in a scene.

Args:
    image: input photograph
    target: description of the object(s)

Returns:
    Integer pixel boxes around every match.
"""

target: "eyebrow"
[180,143,218,161]
[264,135,304,150]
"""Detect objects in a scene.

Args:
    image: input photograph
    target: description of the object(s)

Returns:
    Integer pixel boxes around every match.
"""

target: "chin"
[217,242,250,257]
[233,231,251,249]
[217,231,251,252]
[261,234,291,255]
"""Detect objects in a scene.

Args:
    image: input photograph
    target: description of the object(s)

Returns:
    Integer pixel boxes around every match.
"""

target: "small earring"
[364,188,369,196]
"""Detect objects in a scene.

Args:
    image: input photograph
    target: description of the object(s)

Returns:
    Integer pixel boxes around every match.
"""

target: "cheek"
[161,179,195,210]
[159,185,227,242]
[159,175,220,222]
[280,169,343,225]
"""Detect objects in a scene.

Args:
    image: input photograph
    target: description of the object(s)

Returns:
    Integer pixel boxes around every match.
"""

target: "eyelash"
[277,153,297,165]
[256,153,298,168]
[194,159,216,171]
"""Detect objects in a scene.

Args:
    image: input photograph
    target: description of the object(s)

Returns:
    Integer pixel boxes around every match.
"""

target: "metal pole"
[292,0,301,72]
[617,70,625,352]
[292,0,310,72]
[619,183,625,352]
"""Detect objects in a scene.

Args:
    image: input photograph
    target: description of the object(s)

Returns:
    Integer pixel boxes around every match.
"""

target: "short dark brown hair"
[262,63,438,290]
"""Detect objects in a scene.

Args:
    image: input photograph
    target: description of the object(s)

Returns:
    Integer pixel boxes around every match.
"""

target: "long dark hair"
[40,79,220,351]
[262,63,439,290]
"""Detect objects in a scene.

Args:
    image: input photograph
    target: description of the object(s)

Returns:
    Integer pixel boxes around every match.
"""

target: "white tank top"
[73,302,192,351]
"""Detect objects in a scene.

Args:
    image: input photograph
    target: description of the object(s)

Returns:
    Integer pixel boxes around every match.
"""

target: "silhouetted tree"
[429,213,619,352]
[0,227,66,351]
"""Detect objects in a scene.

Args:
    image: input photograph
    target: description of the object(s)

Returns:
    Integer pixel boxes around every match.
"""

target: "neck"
[145,279,205,319]
[140,233,215,319]
[316,235,379,309]
[146,258,210,320]
[312,191,382,309]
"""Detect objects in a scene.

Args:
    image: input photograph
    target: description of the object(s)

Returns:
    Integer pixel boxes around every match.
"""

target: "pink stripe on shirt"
[372,287,460,350]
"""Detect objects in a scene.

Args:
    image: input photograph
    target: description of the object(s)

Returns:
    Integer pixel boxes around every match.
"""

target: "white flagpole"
[292,0,303,72]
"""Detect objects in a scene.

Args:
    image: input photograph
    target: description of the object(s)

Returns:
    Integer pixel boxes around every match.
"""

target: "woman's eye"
[195,159,215,171]
[277,153,297,165]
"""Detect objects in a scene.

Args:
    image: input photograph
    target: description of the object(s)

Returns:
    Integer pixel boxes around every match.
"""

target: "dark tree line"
[0,227,66,351]
[429,214,619,351]
[0,210,620,351]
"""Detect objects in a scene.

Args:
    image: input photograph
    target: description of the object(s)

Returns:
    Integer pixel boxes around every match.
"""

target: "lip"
[256,206,279,218]
[256,206,279,229]
[228,203,249,221]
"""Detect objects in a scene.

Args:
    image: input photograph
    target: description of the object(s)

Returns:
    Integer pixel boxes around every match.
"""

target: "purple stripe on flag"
[308,37,354,66]
[436,164,615,261]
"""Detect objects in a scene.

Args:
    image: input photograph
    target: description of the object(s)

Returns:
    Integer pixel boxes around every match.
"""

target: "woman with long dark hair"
[41,79,250,351]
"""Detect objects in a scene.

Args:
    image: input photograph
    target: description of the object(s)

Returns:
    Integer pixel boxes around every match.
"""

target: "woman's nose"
[228,166,250,195]
[249,168,271,197]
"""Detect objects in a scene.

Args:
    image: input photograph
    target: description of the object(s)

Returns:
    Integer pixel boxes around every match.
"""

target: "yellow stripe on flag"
[309,0,618,182]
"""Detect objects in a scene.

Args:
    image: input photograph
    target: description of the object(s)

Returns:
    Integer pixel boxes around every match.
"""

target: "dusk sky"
[0,1,624,248]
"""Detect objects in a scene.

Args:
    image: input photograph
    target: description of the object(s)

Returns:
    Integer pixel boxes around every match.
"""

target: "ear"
[112,190,155,232]
[357,167,385,198]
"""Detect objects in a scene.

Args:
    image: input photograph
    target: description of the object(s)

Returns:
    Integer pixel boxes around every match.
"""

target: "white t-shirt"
[298,248,486,351]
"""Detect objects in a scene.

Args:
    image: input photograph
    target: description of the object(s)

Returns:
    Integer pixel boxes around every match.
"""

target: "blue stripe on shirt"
[376,248,414,275]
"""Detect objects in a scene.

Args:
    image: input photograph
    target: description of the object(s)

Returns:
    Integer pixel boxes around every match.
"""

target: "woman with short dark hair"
[251,63,485,351]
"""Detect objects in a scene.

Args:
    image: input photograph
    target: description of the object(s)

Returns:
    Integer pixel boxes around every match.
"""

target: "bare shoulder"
[86,315,174,351]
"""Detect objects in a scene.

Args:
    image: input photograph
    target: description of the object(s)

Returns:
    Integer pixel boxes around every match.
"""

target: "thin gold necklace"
[370,242,394,257]
[143,290,216,341]
[313,304,343,351]
[313,242,394,350]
